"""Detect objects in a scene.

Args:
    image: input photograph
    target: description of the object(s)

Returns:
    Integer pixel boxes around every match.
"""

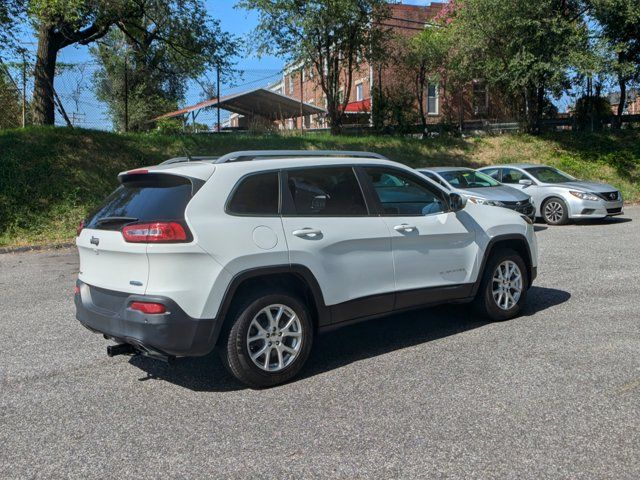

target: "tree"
[239,0,390,134]
[445,0,588,131]
[29,0,234,127]
[90,2,235,131]
[0,70,22,129]
[401,27,449,131]
[28,1,127,125]
[587,0,640,126]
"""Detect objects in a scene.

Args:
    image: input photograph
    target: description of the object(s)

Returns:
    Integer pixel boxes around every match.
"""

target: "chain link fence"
[0,60,284,132]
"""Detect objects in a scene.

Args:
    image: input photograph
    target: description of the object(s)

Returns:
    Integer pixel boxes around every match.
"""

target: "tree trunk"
[33,24,60,126]
[535,85,545,134]
[615,75,626,130]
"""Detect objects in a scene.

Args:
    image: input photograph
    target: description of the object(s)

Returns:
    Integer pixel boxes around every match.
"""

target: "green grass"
[0,126,638,247]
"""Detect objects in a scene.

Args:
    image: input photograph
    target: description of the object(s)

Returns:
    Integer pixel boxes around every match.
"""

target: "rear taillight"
[129,301,167,314]
[74,285,80,295]
[76,220,85,236]
[121,222,188,243]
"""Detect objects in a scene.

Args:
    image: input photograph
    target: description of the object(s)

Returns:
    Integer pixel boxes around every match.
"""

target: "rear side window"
[85,173,195,230]
[228,172,279,215]
[286,167,367,216]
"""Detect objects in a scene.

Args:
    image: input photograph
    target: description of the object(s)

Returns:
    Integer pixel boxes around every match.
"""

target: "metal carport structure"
[153,88,326,130]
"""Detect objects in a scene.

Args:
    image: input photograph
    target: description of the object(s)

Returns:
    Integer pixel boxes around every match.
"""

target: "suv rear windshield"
[85,173,197,230]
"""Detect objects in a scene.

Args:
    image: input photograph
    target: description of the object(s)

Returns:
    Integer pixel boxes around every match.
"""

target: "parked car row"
[419,164,623,225]
[73,150,622,388]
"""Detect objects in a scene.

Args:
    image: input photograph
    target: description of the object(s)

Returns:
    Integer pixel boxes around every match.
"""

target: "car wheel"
[542,197,569,225]
[221,291,313,388]
[474,248,528,321]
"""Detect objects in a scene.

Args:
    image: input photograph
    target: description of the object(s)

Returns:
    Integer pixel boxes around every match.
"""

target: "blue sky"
[52,0,438,67]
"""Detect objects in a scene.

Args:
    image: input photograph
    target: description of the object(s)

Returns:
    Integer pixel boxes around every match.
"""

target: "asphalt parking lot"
[1,208,639,479]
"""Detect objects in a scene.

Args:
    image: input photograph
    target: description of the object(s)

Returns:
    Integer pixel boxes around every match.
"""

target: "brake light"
[76,219,85,236]
[74,285,80,295]
[129,302,166,314]
[122,222,188,243]
[127,169,148,175]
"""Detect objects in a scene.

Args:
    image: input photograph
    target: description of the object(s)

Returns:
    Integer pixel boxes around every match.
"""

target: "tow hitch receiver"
[107,343,136,357]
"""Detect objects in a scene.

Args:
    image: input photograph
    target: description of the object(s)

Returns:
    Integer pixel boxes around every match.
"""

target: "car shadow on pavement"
[573,216,632,226]
[127,286,570,392]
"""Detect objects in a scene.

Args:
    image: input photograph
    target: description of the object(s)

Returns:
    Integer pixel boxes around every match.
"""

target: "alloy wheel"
[544,201,564,223]
[492,260,523,310]
[246,304,303,372]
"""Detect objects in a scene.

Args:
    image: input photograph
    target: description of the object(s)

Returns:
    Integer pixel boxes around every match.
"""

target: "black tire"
[542,197,569,225]
[473,248,528,321]
[220,291,314,388]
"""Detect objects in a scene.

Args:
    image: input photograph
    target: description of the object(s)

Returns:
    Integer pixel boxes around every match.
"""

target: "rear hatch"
[77,171,201,294]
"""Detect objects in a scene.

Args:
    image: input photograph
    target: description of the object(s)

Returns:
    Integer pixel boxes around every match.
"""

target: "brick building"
[609,89,640,115]
[231,2,510,130]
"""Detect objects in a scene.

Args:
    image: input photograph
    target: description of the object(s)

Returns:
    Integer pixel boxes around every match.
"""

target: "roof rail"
[214,150,389,164]
[160,156,219,165]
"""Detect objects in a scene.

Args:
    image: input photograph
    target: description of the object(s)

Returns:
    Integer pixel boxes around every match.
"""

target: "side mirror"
[449,193,467,212]
[519,179,533,187]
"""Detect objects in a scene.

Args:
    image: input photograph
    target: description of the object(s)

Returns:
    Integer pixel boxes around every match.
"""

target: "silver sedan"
[418,167,535,220]
[477,164,624,225]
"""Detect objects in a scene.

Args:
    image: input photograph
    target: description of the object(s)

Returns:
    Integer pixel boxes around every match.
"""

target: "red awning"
[343,98,371,113]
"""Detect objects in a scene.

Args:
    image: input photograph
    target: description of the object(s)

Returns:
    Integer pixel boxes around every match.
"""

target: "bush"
[155,118,183,135]
[573,96,612,131]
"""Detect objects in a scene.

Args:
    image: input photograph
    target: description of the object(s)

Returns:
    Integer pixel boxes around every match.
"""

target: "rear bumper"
[75,280,218,357]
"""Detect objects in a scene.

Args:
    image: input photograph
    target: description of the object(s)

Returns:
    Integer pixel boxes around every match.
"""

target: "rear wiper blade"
[95,216,139,225]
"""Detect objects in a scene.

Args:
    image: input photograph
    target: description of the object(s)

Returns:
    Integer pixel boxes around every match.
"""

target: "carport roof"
[154,88,326,121]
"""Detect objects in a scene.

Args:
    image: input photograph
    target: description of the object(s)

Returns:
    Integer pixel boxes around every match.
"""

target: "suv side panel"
[185,167,289,319]
[360,166,479,290]
[281,166,395,314]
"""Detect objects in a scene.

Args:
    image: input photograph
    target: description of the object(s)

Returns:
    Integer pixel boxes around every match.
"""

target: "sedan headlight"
[569,191,599,201]
[468,196,503,207]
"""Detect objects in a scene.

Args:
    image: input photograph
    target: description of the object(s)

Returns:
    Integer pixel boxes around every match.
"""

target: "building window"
[427,83,438,115]
[287,118,294,130]
[356,83,364,102]
[288,75,294,94]
[473,81,488,116]
[302,69,306,82]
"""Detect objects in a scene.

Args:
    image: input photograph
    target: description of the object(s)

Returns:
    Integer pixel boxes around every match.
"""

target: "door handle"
[292,228,323,238]
[394,223,416,233]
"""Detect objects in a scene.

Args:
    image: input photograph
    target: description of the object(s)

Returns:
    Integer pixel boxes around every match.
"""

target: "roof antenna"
[181,146,193,162]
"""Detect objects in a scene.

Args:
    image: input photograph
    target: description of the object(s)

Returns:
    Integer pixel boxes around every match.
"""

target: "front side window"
[228,172,279,215]
[524,167,575,183]
[501,168,528,184]
[286,167,367,216]
[421,171,449,189]
[439,170,500,188]
[364,168,445,216]
[480,168,501,181]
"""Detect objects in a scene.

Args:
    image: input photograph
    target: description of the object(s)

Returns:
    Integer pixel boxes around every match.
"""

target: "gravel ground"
[1,208,639,479]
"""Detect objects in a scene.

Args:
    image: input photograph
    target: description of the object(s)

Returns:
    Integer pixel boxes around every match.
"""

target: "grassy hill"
[0,126,638,247]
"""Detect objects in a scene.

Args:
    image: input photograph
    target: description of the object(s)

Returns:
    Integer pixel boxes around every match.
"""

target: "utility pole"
[216,65,221,133]
[21,53,27,128]
[124,55,129,132]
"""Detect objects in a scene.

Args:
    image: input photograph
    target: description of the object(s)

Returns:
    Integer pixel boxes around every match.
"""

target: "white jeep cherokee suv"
[75,150,538,388]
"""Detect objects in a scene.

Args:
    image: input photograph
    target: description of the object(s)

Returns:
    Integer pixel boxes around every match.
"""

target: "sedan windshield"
[524,167,575,183]
[439,170,500,188]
